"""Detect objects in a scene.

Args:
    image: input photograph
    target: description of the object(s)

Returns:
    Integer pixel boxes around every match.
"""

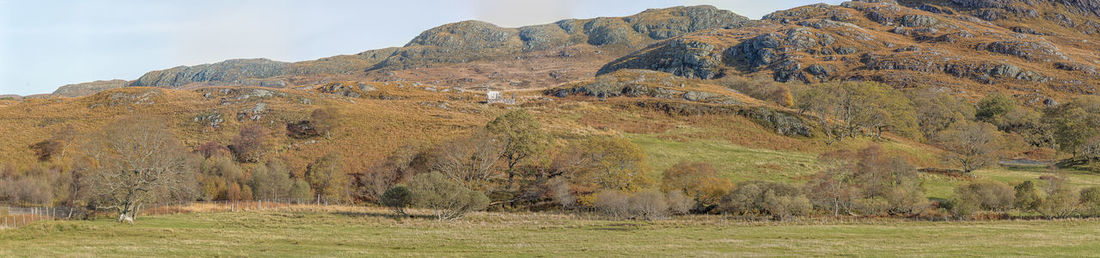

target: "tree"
[197,155,246,201]
[719,181,809,220]
[249,160,293,200]
[935,121,1002,173]
[909,89,975,142]
[660,161,731,209]
[1038,174,1079,218]
[1045,96,1100,158]
[486,109,548,182]
[431,131,505,190]
[306,153,348,203]
[408,172,489,220]
[381,185,413,216]
[1014,181,1042,212]
[554,136,652,192]
[310,107,341,138]
[975,93,1016,125]
[289,179,312,201]
[229,125,267,163]
[810,145,926,216]
[796,81,918,143]
[359,145,430,202]
[82,116,196,223]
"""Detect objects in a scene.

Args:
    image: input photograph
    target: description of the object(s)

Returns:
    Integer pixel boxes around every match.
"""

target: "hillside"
[107,6,748,94]
[600,0,1100,104]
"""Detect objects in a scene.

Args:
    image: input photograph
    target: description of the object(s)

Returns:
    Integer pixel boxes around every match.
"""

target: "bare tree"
[431,130,504,190]
[935,121,1002,173]
[83,116,196,223]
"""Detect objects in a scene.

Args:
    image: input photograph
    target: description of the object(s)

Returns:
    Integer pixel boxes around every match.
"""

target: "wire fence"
[0,198,351,230]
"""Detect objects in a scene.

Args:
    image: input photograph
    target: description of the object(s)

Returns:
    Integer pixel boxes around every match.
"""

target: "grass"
[3,209,1100,256]
[627,133,822,183]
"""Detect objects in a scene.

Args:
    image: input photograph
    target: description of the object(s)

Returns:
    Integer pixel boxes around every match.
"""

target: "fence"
[0,198,351,230]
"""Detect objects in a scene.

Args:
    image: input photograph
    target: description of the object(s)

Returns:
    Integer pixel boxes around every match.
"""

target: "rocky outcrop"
[597,38,725,79]
[598,0,1097,95]
[371,5,750,70]
[132,59,290,88]
[52,79,129,97]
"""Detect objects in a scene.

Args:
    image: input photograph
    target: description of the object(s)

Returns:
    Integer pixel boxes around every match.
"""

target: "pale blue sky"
[0,0,842,95]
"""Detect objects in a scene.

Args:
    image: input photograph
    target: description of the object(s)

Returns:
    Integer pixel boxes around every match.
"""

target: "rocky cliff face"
[598,0,1100,98]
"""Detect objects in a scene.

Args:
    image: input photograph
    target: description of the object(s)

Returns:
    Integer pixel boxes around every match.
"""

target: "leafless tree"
[431,130,504,190]
[83,116,196,223]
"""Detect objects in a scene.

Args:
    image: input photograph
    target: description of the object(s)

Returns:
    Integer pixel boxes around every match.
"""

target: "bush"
[713,75,794,107]
[666,191,695,215]
[229,125,267,163]
[594,190,631,218]
[886,182,928,215]
[408,172,489,220]
[289,179,312,201]
[1080,187,1100,215]
[719,181,808,220]
[381,185,413,216]
[1039,188,1079,218]
[628,190,670,220]
[310,107,341,137]
[952,181,1015,218]
[1014,181,1042,212]
[661,161,731,209]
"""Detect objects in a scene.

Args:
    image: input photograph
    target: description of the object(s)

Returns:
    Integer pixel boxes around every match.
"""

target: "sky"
[0,0,844,95]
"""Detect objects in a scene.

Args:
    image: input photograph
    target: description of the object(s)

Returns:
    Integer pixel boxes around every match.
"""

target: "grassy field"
[628,133,821,183]
[2,208,1100,256]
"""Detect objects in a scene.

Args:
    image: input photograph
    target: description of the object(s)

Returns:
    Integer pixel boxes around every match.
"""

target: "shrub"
[197,141,230,159]
[1080,187,1100,215]
[594,190,631,218]
[666,191,695,215]
[408,172,489,220]
[762,190,812,221]
[381,185,413,216]
[29,139,63,162]
[310,107,341,137]
[713,75,794,107]
[229,125,267,163]
[1038,175,1079,218]
[886,182,928,215]
[1014,181,1042,212]
[627,190,670,220]
[661,161,732,209]
[719,181,807,220]
[952,181,1015,218]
